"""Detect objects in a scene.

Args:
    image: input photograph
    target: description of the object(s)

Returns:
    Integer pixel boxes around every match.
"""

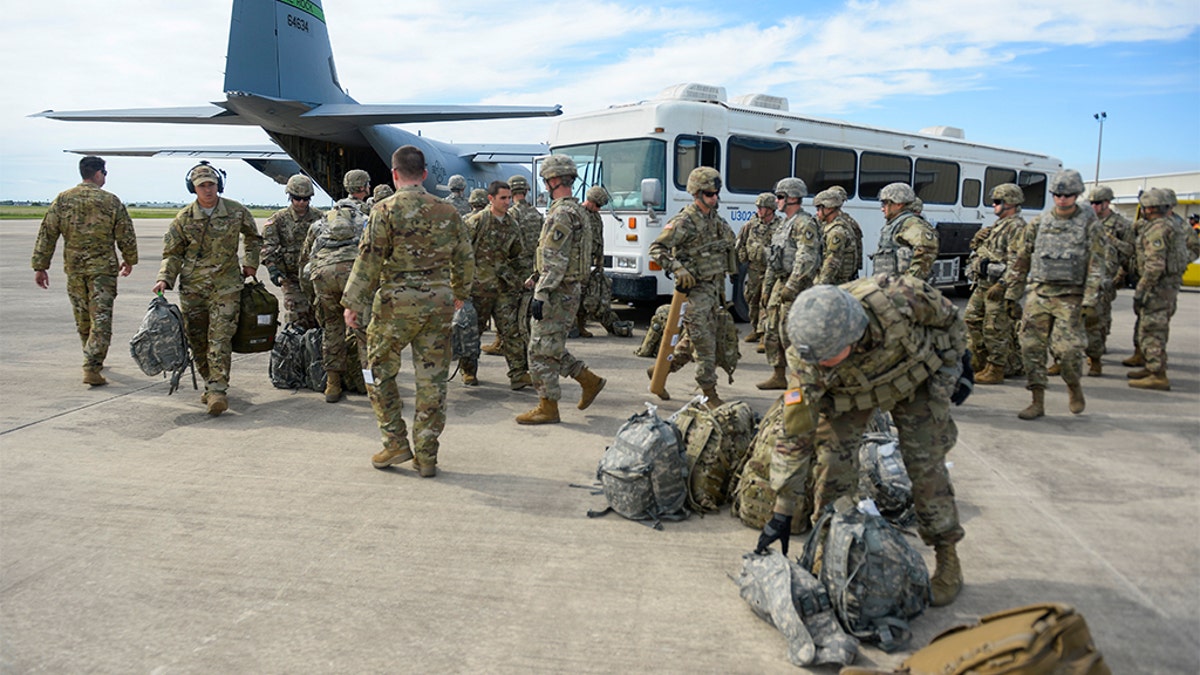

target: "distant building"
[1095,171,1199,221]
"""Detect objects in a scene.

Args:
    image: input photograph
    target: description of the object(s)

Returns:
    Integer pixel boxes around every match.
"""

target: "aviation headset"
[185,161,227,194]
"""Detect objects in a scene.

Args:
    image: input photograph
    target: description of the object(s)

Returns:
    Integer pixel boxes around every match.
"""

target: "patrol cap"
[755,192,778,209]
[786,285,869,363]
[586,186,610,206]
[508,175,530,193]
[812,189,844,209]
[991,183,1024,205]
[878,182,916,204]
[773,177,807,200]
[468,188,488,207]
[1048,169,1085,196]
[190,164,220,187]
[448,174,467,191]
[1088,185,1114,203]
[286,174,315,198]
[343,169,370,192]
[539,155,578,180]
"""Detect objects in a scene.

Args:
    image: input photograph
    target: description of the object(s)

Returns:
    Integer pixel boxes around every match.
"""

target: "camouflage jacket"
[650,202,737,282]
[261,204,325,277]
[341,185,474,315]
[443,192,471,217]
[968,214,1025,288]
[873,210,938,280]
[1003,205,1104,305]
[157,197,261,295]
[31,182,138,276]
[534,196,590,298]
[465,208,525,294]
[815,214,860,286]
[781,210,822,296]
[1098,210,1135,280]
[586,208,605,268]
[510,200,543,278]
[735,214,778,272]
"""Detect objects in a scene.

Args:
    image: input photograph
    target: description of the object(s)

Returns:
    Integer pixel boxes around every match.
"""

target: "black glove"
[756,512,793,556]
[951,350,974,406]
[531,299,544,321]
[268,267,284,287]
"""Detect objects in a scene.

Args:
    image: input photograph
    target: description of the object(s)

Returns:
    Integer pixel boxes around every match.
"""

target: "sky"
[2,0,1198,207]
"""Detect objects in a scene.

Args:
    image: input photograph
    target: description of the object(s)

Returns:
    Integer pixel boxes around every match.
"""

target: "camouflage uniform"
[508,184,543,345]
[1084,209,1134,361]
[460,207,527,385]
[764,210,821,371]
[341,184,474,469]
[298,201,366,375]
[773,275,965,550]
[156,197,262,396]
[814,212,860,285]
[261,203,324,328]
[31,182,138,373]
[872,206,938,279]
[735,208,778,335]
[649,202,738,393]
[964,213,1026,372]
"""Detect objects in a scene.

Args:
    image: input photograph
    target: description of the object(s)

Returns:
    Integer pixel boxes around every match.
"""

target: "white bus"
[534,83,1063,321]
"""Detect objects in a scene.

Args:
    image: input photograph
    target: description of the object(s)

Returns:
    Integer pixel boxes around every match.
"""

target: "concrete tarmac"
[2,219,1197,673]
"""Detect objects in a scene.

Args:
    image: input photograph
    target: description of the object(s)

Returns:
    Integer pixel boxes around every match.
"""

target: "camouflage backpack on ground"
[635,303,672,357]
[799,496,930,653]
[858,431,915,526]
[268,323,308,389]
[451,300,480,361]
[729,396,814,533]
[587,404,689,529]
[580,267,611,320]
[674,399,759,513]
[129,294,195,395]
[301,327,327,392]
[735,550,859,668]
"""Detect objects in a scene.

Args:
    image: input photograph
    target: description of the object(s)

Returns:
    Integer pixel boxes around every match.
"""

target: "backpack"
[302,327,327,391]
[232,278,279,353]
[842,603,1110,675]
[129,294,195,395]
[857,430,914,526]
[268,323,308,389]
[729,396,814,533]
[675,399,759,513]
[587,404,689,529]
[342,334,368,395]
[634,303,672,358]
[450,300,480,361]
[799,496,930,653]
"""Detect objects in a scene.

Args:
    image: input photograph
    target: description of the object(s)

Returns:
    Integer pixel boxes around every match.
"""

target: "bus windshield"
[552,139,667,211]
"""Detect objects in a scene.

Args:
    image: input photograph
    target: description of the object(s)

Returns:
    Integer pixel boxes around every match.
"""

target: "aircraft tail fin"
[225,0,351,105]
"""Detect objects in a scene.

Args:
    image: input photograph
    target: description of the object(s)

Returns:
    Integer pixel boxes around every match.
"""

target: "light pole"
[1093,112,1106,186]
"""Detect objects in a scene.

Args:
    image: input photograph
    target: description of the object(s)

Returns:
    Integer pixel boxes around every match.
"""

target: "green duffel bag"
[232,278,279,353]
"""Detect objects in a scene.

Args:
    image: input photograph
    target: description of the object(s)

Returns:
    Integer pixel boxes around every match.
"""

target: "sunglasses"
[1051,193,1074,198]
[992,200,1004,206]
[774,193,787,200]
[289,195,312,202]
[702,190,719,198]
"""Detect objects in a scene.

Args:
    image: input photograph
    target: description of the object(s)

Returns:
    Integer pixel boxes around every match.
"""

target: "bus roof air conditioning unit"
[657,83,727,104]
[731,93,789,111]
[919,126,965,139]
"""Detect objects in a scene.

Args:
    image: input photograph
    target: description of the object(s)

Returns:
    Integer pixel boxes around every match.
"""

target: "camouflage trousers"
[311,262,353,373]
[461,289,527,382]
[773,386,963,546]
[577,267,621,331]
[763,281,799,370]
[279,275,315,330]
[66,273,118,371]
[1084,282,1117,360]
[180,287,240,394]
[744,264,766,334]
[366,284,455,467]
[964,283,1017,369]
[678,278,723,389]
[1020,291,1085,389]
[528,280,586,401]
[1135,280,1179,374]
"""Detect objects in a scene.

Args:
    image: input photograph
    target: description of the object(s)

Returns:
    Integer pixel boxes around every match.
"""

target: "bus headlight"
[615,256,638,270]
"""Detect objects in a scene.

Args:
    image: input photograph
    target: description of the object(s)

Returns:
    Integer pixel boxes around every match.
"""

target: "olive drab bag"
[268,323,308,389]
[675,399,759,513]
[129,294,195,395]
[450,300,480,361]
[588,404,689,529]
[232,278,279,353]
[634,303,671,357]
[301,327,327,392]
[799,496,930,653]
[342,335,368,395]
[729,396,814,533]
[841,603,1110,675]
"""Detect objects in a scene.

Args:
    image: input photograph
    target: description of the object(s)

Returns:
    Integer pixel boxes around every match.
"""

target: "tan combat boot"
[1066,382,1085,414]
[1126,367,1150,379]
[516,398,560,425]
[756,366,787,390]
[206,392,228,416]
[82,368,108,386]
[1047,361,1061,376]
[756,341,766,354]
[1087,357,1103,377]
[371,444,414,469]
[1018,387,1045,420]
[1129,371,1171,391]
[324,371,343,403]
[509,372,533,391]
[743,331,762,343]
[930,543,963,607]
[481,335,503,356]
[702,386,724,409]
[975,362,1004,385]
[574,367,606,410]
[1121,350,1144,367]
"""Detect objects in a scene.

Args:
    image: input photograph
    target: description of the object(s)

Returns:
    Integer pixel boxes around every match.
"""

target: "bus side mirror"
[641,179,662,208]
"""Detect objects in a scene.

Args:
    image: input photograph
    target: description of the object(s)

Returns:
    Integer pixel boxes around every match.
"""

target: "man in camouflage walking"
[152,162,261,416]
[32,155,138,386]
[516,155,607,425]
[576,186,633,339]
[871,182,938,280]
[343,145,474,477]
[759,177,820,391]
[812,187,861,286]
[479,174,543,357]
[968,184,1027,385]
[1083,185,1135,376]
[735,192,778,344]
[262,174,324,329]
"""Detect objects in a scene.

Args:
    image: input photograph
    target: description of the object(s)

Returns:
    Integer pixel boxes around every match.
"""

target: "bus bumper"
[610,273,659,302]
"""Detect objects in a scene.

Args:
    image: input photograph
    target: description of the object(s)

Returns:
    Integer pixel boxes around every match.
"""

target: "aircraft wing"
[31,106,250,125]
[455,144,551,164]
[59,145,288,159]
[301,103,562,124]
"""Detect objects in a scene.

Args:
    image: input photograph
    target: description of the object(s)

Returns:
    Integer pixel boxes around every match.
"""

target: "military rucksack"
[232,278,279,353]
[634,303,672,357]
[674,399,759,513]
[857,416,914,526]
[729,396,814,533]
[587,404,689,529]
[450,300,480,361]
[1165,215,1197,276]
[799,496,930,653]
[342,335,368,395]
[129,294,195,395]
[301,327,327,392]
[268,323,308,389]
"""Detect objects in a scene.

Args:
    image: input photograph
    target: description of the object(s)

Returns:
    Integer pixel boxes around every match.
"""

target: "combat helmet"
[286,174,315,198]
[468,188,488,208]
[686,167,722,196]
[1088,185,1114,203]
[991,183,1024,205]
[878,182,916,204]
[755,192,778,209]
[373,184,394,201]
[344,169,370,193]
[448,174,467,192]
[812,189,844,209]
[1048,169,1085,196]
[508,175,530,193]
[774,177,807,200]
[786,285,869,363]
[586,186,610,206]
[539,155,578,180]
[1138,188,1171,209]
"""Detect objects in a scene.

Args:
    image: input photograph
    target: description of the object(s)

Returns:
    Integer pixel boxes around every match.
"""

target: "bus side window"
[983,167,1017,203]
[860,152,913,200]
[1019,171,1048,210]
[675,136,720,190]
[963,179,981,208]
[795,144,857,198]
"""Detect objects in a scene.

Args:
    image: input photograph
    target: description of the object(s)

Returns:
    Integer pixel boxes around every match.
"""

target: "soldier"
[152,162,261,416]
[1127,188,1199,390]
[486,174,543,357]
[443,174,471,216]
[32,155,138,386]
[468,188,488,214]
[261,174,324,329]
[648,166,738,407]
[1079,185,1135,376]
[367,183,394,209]
[968,183,1027,385]
[515,155,607,424]
[756,279,970,606]
[828,185,864,279]
[459,181,531,390]
[759,177,820,391]
[343,169,371,214]
[812,188,861,286]
[342,145,474,477]
[576,186,634,338]
[298,199,368,402]
[735,193,778,343]
[1000,169,1105,419]
[871,182,939,280]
